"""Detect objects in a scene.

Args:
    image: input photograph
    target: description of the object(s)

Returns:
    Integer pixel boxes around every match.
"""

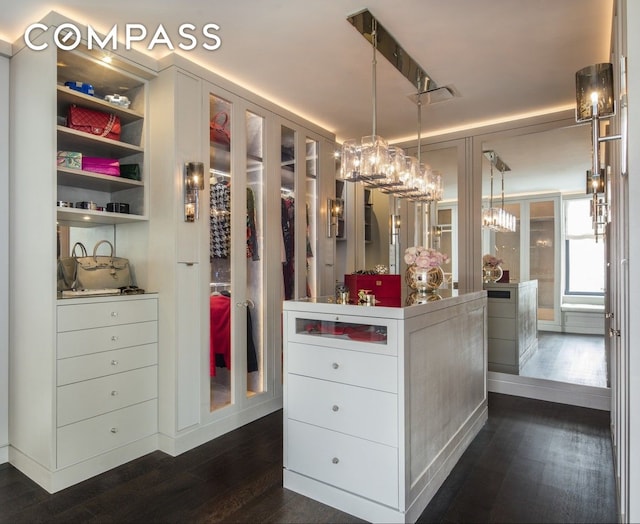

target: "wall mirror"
[360,141,461,289]
[57,225,116,260]
[480,122,609,390]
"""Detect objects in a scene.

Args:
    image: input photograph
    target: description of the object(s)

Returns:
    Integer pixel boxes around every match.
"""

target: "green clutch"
[119,164,141,181]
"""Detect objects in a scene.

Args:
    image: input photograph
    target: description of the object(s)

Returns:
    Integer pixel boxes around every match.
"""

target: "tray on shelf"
[57,85,143,126]
[57,207,147,227]
[57,166,143,192]
[57,126,143,158]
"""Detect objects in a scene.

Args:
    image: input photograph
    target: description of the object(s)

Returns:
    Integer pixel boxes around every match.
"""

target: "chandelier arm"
[489,162,494,210]
[501,168,505,210]
[371,18,377,137]
[417,93,422,165]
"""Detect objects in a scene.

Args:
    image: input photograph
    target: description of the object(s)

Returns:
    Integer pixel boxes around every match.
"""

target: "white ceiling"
[1,0,614,194]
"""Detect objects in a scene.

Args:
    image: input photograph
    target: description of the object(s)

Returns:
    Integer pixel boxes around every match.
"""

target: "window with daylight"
[564,198,605,295]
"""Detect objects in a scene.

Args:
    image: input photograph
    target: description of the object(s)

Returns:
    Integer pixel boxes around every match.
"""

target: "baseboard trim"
[488,371,611,411]
[9,434,158,493]
[0,444,8,464]
[158,397,282,456]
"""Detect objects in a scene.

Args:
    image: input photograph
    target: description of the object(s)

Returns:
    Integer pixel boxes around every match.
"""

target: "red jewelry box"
[344,274,402,307]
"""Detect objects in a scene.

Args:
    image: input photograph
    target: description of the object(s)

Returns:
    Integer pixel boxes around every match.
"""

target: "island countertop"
[283,288,487,320]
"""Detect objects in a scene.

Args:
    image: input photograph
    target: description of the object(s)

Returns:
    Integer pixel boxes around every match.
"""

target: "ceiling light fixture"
[340,9,443,202]
[340,12,389,184]
[482,151,516,233]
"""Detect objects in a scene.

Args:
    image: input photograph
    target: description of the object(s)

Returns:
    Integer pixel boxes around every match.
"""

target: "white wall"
[0,40,11,464]
[625,2,640,521]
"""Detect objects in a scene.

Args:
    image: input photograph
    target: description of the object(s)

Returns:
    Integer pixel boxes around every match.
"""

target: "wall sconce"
[327,198,343,237]
[184,162,205,222]
[586,168,606,194]
[575,63,621,241]
[389,214,401,245]
[431,225,442,250]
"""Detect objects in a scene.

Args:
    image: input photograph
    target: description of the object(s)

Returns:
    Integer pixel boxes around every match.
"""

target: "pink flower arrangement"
[404,246,449,269]
[483,254,503,267]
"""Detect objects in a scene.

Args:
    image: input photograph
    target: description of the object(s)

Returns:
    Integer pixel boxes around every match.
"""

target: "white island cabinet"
[283,290,488,524]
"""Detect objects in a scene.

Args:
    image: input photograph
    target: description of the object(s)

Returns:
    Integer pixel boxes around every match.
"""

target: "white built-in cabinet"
[8,14,158,491]
[7,12,335,488]
[283,292,488,523]
[148,54,335,455]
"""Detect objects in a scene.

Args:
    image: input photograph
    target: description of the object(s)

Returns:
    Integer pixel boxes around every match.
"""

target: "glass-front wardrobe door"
[280,127,319,300]
[305,137,318,298]
[209,93,266,410]
[529,199,557,322]
[209,94,234,411]
[245,110,264,398]
[493,202,521,283]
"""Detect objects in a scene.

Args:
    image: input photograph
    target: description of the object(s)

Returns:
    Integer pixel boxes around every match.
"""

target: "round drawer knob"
[111,360,119,366]
[111,335,119,342]
[110,427,118,434]
[111,390,118,396]
[332,405,339,412]
[110,311,118,318]
[332,362,339,370]
[332,457,339,464]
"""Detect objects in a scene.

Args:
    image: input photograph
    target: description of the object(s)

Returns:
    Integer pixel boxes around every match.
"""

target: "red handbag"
[68,105,121,141]
[210,111,230,146]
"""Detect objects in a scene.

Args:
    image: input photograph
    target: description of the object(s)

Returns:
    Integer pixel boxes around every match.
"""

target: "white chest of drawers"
[55,295,159,471]
[283,293,489,524]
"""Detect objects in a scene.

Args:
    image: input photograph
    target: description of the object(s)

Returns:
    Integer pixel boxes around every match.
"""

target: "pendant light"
[340,16,390,184]
[482,151,516,232]
[340,9,445,202]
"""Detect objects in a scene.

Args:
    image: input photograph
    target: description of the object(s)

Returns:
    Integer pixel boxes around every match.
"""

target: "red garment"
[210,294,231,376]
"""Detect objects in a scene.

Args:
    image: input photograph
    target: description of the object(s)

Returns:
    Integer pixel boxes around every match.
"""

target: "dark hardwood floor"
[520,332,607,388]
[0,393,617,523]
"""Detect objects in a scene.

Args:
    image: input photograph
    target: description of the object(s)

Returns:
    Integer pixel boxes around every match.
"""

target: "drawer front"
[488,317,516,340]
[286,419,398,509]
[57,298,158,332]
[57,344,158,386]
[57,366,157,427]
[286,311,397,356]
[488,338,517,366]
[488,301,516,319]
[57,321,158,359]
[287,374,397,447]
[57,399,157,468]
[287,341,397,393]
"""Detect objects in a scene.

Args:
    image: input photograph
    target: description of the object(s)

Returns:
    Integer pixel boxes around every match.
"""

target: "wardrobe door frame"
[201,82,275,422]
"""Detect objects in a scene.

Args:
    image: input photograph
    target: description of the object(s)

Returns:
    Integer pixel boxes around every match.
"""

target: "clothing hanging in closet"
[210,180,260,261]
[209,292,259,377]
[246,187,259,261]
[281,196,295,300]
[210,180,230,259]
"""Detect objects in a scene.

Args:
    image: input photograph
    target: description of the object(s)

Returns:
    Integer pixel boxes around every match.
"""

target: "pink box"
[82,157,120,176]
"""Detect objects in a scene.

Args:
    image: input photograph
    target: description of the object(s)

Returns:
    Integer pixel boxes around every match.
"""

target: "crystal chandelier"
[482,151,516,232]
[340,10,443,203]
[340,15,390,185]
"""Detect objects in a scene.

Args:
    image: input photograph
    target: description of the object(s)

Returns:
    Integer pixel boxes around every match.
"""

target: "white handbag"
[74,240,131,290]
